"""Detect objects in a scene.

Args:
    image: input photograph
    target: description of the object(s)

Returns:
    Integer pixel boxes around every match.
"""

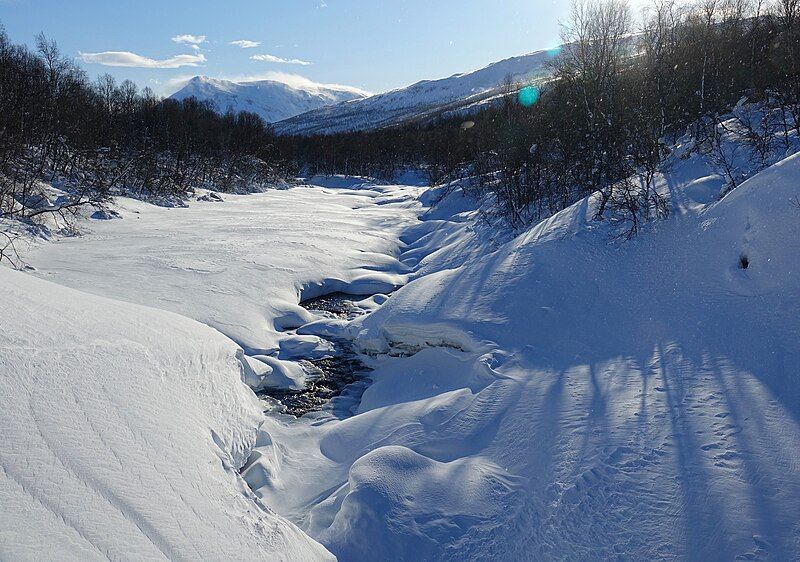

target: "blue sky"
[0,0,650,96]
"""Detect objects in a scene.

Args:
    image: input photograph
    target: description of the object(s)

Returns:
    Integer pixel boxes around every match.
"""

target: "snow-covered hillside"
[170,76,369,124]
[275,49,555,135]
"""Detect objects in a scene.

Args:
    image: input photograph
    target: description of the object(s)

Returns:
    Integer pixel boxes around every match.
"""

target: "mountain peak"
[170,76,368,124]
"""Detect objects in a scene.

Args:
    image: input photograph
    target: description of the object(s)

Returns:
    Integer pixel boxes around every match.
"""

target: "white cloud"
[251,53,312,66]
[79,51,207,69]
[230,40,261,49]
[171,34,207,47]
[240,71,369,95]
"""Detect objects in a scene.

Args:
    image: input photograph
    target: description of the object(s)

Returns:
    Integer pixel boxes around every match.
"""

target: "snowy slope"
[247,153,800,559]
[275,49,555,135]
[170,76,369,124]
[0,267,331,560]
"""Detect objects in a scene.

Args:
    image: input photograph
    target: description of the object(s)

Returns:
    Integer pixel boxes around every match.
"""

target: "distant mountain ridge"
[274,49,557,136]
[171,49,557,135]
[169,76,369,124]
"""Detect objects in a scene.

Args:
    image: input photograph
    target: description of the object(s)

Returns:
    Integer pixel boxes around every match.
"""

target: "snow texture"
[21,184,421,383]
[253,151,800,560]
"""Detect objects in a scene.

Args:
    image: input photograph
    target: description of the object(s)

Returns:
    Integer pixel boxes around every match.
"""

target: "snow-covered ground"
[3,136,800,560]
[0,266,331,560]
[1,180,420,560]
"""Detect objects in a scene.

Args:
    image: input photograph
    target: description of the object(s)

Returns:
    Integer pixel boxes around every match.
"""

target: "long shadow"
[654,342,726,559]
[709,354,800,558]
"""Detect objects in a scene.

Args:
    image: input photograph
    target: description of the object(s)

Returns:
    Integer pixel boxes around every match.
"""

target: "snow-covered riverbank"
[3,146,800,560]
[1,178,424,560]
[0,266,332,560]
[21,179,423,391]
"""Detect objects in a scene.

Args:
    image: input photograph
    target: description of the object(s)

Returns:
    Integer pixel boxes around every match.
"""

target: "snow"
[275,49,555,135]
[21,184,421,379]
[0,266,330,561]
[4,136,800,559]
[170,76,368,124]
[314,445,523,561]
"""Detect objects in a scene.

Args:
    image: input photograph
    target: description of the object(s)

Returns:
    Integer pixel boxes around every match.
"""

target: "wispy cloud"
[171,34,206,51]
[251,53,312,66]
[79,51,207,69]
[255,72,369,95]
[172,34,206,46]
[230,40,261,49]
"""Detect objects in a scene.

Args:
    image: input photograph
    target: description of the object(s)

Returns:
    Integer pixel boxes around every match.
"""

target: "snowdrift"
[357,152,800,391]
[0,267,330,560]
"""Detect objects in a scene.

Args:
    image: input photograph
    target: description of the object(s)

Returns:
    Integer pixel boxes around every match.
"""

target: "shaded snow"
[251,152,800,560]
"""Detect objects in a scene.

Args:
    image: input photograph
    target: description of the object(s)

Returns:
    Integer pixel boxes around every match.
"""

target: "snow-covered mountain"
[170,76,369,124]
[275,49,556,135]
[172,49,555,134]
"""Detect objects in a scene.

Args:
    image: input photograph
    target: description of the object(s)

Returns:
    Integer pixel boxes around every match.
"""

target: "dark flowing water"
[299,292,367,320]
[257,293,375,418]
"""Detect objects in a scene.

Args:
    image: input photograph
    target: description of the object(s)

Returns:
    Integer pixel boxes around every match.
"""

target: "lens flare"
[546,45,563,57]
[518,85,540,107]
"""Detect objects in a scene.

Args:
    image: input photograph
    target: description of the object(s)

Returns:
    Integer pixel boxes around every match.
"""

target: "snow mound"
[315,446,524,561]
[358,152,800,367]
[0,267,330,560]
